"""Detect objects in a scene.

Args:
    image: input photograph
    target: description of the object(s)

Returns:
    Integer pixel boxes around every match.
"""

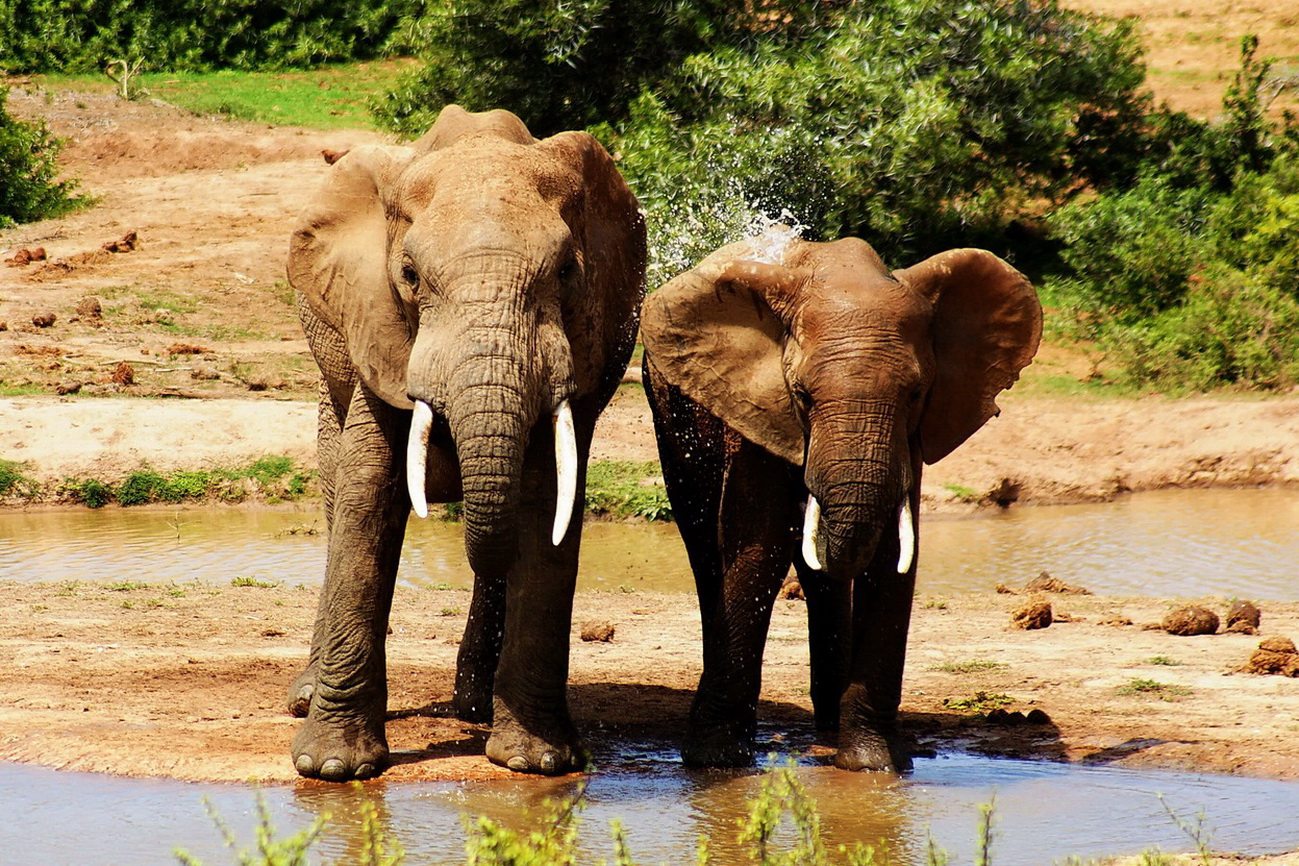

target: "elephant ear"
[895,249,1042,464]
[288,145,417,409]
[641,251,805,465]
[538,131,648,399]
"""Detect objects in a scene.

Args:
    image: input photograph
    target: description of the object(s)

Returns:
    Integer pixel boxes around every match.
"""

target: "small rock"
[5,246,46,266]
[1260,637,1296,654]
[1011,598,1052,630]
[102,230,138,253]
[75,296,102,320]
[1225,621,1258,635]
[1162,606,1219,636]
[778,574,804,600]
[1226,600,1261,630]
[190,367,221,381]
[32,312,56,328]
[1025,708,1052,725]
[54,380,81,395]
[1242,637,1299,676]
[1024,571,1091,595]
[994,583,1017,595]
[109,362,135,386]
[580,621,615,642]
[1099,616,1133,627]
[986,708,1026,725]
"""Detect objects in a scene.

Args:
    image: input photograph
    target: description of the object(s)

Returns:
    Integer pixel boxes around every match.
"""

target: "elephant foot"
[286,668,315,718]
[682,723,755,768]
[291,708,389,782]
[485,701,587,775]
[453,683,494,724]
[834,727,911,774]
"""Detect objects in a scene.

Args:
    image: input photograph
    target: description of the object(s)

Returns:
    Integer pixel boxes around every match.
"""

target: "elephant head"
[641,236,1041,580]
[288,105,645,576]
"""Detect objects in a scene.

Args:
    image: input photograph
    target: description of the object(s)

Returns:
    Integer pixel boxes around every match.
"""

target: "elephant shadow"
[386,684,1071,772]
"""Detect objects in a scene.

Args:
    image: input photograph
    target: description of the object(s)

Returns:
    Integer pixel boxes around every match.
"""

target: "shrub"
[0,87,82,227]
[0,460,41,499]
[0,0,423,73]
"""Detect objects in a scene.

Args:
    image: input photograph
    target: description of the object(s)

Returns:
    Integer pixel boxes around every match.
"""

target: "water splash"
[740,209,808,266]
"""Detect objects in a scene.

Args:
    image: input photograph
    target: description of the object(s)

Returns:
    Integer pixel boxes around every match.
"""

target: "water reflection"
[0,488,1297,600]
[6,754,1299,865]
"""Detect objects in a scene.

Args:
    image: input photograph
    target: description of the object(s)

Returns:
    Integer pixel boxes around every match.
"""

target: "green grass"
[1148,656,1183,667]
[59,457,315,507]
[942,691,1015,713]
[0,459,41,499]
[1117,678,1193,700]
[230,576,279,588]
[928,659,1007,674]
[37,60,415,130]
[940,483,979,503]
[106,580,148,591]
[585,461,672,521]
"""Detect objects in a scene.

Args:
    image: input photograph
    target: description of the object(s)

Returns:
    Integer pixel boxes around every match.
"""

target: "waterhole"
[2,488,1296,599]
[5,753,1299,864]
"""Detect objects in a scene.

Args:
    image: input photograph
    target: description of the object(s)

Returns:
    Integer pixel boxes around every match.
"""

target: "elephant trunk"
[406,298,578,575]
[804,407,915,579]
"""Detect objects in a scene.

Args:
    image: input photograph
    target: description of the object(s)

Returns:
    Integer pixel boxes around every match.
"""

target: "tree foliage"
[0,0,421,73]
[0,88,81,227]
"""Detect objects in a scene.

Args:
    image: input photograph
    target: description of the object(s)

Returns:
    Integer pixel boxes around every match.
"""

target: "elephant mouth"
[405,398,580,548]
[801,492,915,576]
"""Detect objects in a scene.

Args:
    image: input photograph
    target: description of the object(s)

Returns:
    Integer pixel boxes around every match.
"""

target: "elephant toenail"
[319,758,348,780]
[355,762,376,779]
[507,756,529,771]
[540,753,557,773]
[294,754,315,775]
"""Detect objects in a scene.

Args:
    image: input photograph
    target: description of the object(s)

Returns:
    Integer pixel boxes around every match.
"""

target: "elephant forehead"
[398,142,582,210]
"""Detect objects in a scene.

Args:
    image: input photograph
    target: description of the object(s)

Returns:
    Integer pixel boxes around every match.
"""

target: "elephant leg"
[484,415,588,775]
[453,569,505,723]
[683,437,798,767]
[289,376,348,717]
[796,556,851,732]
[835,483,920,773]
[291,383,410,781]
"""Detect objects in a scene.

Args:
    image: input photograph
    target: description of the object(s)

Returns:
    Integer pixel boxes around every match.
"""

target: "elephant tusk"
[406,400,434,519]
[552,399,578,546]
[896,496,915,574]
[801,494,824,571]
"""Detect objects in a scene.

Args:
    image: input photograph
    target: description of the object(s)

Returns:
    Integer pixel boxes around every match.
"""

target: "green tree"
[0,88,81,227]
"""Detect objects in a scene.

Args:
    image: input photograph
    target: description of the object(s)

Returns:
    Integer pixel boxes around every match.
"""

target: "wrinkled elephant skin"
[641,236,1041,771]
[285,105,645,779]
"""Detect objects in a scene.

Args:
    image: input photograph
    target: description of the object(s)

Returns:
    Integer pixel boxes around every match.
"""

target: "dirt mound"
[1162,605,1220,636]
[1242,637,1299,676]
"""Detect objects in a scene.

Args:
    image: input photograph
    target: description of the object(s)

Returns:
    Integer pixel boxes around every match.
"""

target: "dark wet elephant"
[285,105,645,779]
[640,235,1040,771]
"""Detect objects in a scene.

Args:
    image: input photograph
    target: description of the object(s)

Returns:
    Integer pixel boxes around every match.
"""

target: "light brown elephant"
[285,105,645,780]
[641,235,1040,771]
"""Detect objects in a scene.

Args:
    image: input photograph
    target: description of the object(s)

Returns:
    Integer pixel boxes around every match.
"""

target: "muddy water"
[6,753,1299,864]
[2,487,1297,599]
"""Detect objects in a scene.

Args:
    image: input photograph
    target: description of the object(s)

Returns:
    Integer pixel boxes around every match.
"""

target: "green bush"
[584,461,672,521]
[0,87,82,227]
[0,0,423,74]
[0,460,41,499]
[1044,37,1299,390]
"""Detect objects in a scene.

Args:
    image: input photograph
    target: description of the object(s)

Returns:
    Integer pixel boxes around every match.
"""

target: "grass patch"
[37,60,414,131]
[940,483,979,503]
[585,460,671,521]
[230,576,279,588]
[0,459,41,499]
[106,580,148,592]
[928,659,1007,674]
[1148,656,1183,666]
[58,456,315,507]
[1117,678,1193,700]
[135,290,199,315]
[942,691,1015,713]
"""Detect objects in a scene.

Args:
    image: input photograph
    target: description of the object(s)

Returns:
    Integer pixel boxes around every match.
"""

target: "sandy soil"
[1,16,1299,835]
[3,578,1299,788]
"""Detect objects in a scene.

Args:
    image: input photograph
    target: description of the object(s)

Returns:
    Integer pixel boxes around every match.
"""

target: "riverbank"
[3,387,1299,514]
[2,577,1298,786]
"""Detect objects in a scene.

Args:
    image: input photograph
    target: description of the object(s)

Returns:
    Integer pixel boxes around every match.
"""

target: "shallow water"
[6,753,1299,865]
[1,487,1297,600]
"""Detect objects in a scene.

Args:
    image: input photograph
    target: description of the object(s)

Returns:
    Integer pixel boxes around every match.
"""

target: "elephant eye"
[400,262,420,288]
[557,258,577,284]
